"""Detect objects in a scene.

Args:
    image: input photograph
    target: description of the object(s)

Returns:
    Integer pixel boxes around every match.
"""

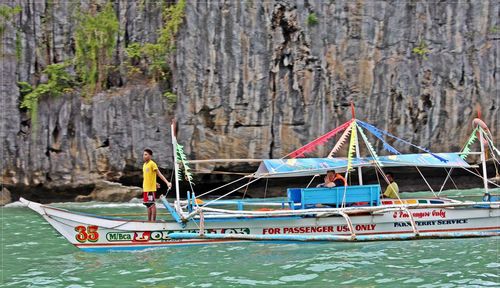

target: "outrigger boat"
[21,110,500,252]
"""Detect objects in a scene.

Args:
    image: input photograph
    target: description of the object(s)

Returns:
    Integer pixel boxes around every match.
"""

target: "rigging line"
[196,154,288,200]
[282,119,353,159]
[188,180,196,192]
[440,127,485,195]
[202,122,349,202]
[201,176,263,208]
[486,140,500,175]
[190,170,250,175]
[264,178,269,199]
[373,157,404,202]
[448,170,459,190]
[438,168,454,196]
[358,128,390,185]
[189,217,201,230]
[306,175,318,188]
[359,124,401,201]
[196,174,253,198]
[194,122,375,201]
[356,125,404,202]
[488,142,500,163]
[242,176,252,199]
[479,127,497,146]
[415,167,437,198]
[460,167,500,188]
[375,167,381,187]
[480,130,500,161]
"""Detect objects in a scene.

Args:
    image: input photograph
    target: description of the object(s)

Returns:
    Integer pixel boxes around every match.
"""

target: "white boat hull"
[21,198,500,252]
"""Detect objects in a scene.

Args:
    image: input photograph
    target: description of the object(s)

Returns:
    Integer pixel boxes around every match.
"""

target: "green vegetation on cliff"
[18,62,75,133]
[412,40,430,60]
[0,5,21,44]
[18,1,186,132]
[74,3,119,95]
[125,0,186,81]
[307,13,319,26]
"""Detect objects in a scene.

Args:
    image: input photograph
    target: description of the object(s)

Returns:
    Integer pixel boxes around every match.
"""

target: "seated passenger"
[316,170,347,188]
[383,172,400,199]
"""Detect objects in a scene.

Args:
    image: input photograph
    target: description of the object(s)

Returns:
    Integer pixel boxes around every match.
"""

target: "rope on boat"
[196,174,252,198]
[447,168,459,190]
[242,176,252,199]
[403,207,420,236]
[461,167,500,188]
[264,178,269,199]
[356,131,407,206]
[415,167,438,198]
[306,175,318,188]
[200,176,263,208]
[338,211,356,239]
[438,168,457,196]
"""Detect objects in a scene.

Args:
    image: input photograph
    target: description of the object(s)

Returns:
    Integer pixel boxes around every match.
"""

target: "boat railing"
[185,190,293,212]
[181,200,500,221]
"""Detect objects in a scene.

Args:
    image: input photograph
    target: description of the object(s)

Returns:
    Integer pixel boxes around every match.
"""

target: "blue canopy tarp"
[254,153,475,178]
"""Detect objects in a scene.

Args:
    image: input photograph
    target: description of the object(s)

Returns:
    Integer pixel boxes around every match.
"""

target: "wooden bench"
[287,185,381,209]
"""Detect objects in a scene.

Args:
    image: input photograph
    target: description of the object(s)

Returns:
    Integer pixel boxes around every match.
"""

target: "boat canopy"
[254,153,475,178]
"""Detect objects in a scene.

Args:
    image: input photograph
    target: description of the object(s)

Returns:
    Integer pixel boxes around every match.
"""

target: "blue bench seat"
[287,185,381,209]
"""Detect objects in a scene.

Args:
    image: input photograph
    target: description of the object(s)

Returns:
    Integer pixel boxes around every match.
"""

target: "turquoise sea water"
[1,189,499,287]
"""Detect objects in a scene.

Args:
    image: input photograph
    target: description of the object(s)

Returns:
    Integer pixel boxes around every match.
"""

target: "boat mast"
[170,120,181,206]
[478,127,489,196]
[351,103,363,185]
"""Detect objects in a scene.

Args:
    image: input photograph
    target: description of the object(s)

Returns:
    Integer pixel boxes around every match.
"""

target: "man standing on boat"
[143,148,172,221]
[383,172,399,199]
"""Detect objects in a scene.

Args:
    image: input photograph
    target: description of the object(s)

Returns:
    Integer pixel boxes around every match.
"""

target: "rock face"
[1,84,174,188]
[1,0,499,197]
[175,0,499,159]
[1,1,174,194]
[0,187,12,206]
[75,180,142,202]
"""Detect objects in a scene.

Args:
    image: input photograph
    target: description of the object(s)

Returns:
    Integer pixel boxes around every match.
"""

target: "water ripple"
[3,202,499,287]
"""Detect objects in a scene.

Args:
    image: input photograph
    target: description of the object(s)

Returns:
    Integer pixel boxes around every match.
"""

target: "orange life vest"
[333,174,347,186]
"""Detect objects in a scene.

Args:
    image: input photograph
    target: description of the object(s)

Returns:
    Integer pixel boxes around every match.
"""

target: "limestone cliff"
[1,0,499,198]
[175,0,499,159]
[1,0,174,191]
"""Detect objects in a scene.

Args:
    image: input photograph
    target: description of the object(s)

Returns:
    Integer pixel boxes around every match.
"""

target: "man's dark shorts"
[143,191,156,207]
